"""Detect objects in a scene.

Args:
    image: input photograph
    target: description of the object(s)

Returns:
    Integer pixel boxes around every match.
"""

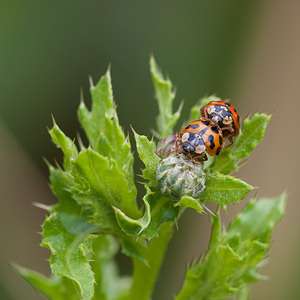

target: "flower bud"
[155,153,206,201]
[155,133,177,158]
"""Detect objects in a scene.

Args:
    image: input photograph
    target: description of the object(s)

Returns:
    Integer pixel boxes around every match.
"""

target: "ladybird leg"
[221,125,235,133]
[174,133,179,151]
[169,133,180,154]
[224,134,235,148]
[202,110,209,120]
[193,153,208,162]
[186,152,198,163]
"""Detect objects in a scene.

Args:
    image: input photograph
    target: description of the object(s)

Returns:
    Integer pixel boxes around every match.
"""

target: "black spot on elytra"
[208,135,215,149]
[199,127,209,136]
[188,133,196,142]
[216,146,221,155]
[234,108,237,113]
[219,135,223,145]
[211,126,219,134]
[186,123,200,129]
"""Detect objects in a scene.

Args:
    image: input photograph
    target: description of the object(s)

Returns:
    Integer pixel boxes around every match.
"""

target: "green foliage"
[150,56,182,139]
[200,173,253,210]
[211,113,271,174]
[15,266,78,300]
[16,57,285,300]
[132,129,160,185]
[41,213,95,300]
[176,194,286,300]
[78,69,135,186]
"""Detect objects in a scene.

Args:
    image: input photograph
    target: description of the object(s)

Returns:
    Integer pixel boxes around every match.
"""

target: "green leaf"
[210,148,236,174]
[49,120,78,171]
[114,189,151,236]
[175,195,204,213]
[212,113,271,174]
[41,212,95,300]
[78,69,135,185]
[71,149,140,234]
[139,187,179,239]
[200,173,253,209]
[227,193,287,244]
[90,235,131,300]
[120,237,149,266]
[232,113,271,159]
[189,95,222,121]
[49,166,96,235]
[15,266,78,300]
[176,194,286,300]
[115,186,179,240]
[150,55,182,139]
[133,129,160,185]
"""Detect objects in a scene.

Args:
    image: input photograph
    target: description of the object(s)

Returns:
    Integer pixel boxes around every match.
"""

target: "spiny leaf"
[49,166,96,235]
[132,129,160,185]
[212,113,271,174]
[41,212,95,300]
[200,172,253,210]
[78,69,135,185]
[15,266,77,300]
[114,190,151,236]
[175,195,204,213]
[49,120,78,171]
[227,193,287,244]
[176,194,286,300]
[139,187,179,239]
[232,113,271,159]
[71,149,140,234]
[150,55,182,139]
[115,185,179,241]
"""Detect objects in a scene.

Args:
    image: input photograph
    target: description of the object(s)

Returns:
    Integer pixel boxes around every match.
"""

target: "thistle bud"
[155,133,177,158]
[155,153,206,201]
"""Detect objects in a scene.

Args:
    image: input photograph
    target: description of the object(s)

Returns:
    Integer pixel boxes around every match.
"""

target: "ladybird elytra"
[200,100,240,142]
[176,117,224,161]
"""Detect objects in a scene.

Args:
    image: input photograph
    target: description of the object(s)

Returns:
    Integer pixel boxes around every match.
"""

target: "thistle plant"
[16,56,286,300]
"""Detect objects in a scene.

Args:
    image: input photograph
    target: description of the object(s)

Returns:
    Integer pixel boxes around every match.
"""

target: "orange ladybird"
[176,117,224,161]
[200,101,240,143]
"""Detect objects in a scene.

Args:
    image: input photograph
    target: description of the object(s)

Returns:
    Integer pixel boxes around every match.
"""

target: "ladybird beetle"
[176,117,224,161]
[200,101,240,143]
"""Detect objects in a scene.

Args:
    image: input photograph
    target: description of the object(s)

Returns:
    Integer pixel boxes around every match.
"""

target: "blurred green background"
[1,1,299,299]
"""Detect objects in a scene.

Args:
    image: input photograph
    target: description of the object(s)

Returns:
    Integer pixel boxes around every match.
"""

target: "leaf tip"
[51,114,57,127]
[33,202,51,212]
[89,75,94,89]
[106,63,111,75]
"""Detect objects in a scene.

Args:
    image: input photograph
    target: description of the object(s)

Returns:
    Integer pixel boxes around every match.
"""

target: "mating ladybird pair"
[176,101,240,161]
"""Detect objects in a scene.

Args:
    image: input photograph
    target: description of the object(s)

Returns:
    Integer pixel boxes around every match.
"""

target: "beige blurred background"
[1,1,299,299]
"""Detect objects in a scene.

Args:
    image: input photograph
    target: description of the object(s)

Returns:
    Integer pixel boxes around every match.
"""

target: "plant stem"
[235,285,250,300]
[128,223,174,300]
